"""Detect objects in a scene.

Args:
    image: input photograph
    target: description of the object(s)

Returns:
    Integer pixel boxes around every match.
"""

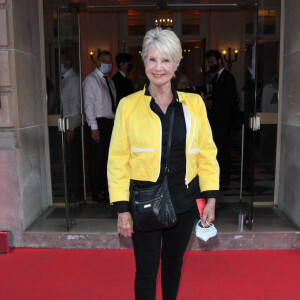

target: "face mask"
[210,63,219,73]
[126,63,133,73]
[61,64,66,74]
[100,63,112,74]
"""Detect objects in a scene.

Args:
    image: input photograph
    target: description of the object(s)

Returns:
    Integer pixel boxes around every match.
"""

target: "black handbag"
[131,107,177,231]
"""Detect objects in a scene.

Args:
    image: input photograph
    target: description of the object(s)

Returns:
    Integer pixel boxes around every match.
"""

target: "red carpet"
[0,249,299,299]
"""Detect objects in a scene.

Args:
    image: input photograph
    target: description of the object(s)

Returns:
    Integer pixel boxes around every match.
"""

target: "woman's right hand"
[117,212,134,238]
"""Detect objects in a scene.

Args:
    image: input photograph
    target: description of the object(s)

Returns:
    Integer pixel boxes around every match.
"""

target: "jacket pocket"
[188,148,199,154]
[131,148,155,154]
[130,148,157,180]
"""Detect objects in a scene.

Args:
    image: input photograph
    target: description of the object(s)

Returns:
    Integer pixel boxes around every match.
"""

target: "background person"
[206,50,238,186]
[60,50,83,196]
[174,73,194,93]
[83,50,116,203]
[112,53,134,107]
[261,72,279,113]
[196,70,214,111]
[260,72,279,162]
[60,51,81,143]
[108,27,220,300]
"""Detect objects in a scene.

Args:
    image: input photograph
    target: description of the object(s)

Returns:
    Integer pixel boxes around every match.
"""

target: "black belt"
[96,117,114,123]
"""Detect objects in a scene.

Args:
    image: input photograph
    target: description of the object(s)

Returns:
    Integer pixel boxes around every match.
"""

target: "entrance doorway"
[46,1,86,230]
[42,0,281,232]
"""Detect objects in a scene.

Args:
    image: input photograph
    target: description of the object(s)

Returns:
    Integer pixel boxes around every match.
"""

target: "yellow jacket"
[107,87,219,204]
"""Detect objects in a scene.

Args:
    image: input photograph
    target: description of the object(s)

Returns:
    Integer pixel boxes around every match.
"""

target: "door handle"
[65,118,70,131]
[58,118,64,132]
[249,116,260,131]
[58,118,69,132]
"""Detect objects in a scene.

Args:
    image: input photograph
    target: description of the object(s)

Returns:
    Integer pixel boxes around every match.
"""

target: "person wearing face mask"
[112,53,134,107]
[60,50,83,197]
[205,50,237,187]
[60,51,81,142]
[83,50,117,204]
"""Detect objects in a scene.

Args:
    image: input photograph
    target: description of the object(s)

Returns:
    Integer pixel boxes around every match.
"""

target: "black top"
[112,85,220,213]
[112,71,134,107]
[209,69,237,128]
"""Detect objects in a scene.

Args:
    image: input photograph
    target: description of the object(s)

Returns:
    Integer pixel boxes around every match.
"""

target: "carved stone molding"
[0,92,13,127]
[0,9,8,46]
[0,51,10,86]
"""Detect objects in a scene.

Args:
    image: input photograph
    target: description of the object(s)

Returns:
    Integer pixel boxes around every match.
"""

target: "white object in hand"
[195,220,217,242]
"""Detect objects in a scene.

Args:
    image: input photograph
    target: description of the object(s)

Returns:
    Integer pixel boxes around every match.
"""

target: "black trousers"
[89,118,113,198]
[66,127,83,196]
[132,208,196,300]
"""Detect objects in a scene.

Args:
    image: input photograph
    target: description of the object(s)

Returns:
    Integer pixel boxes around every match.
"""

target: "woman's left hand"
[201,198,216,227]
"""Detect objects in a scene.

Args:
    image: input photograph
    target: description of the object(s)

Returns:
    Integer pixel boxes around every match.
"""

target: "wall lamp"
[89,51,95,63]
[222,48,238,71]
[89,49,100,63]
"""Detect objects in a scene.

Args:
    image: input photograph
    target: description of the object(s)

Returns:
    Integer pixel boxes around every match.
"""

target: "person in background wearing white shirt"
[83,50,116,203]
[261,72,279,113]
[61,50,83,196]
[61,51,81,142]
[260,72,279,162]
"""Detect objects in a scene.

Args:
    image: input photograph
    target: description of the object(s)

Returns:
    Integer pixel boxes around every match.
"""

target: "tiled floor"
[27,202,298,234]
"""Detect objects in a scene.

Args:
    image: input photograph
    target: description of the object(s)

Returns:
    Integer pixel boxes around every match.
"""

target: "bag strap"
[165,106,175,174]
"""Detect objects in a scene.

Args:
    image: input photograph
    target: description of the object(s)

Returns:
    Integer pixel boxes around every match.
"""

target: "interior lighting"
[222,47,238,71]
[155,9,173,27]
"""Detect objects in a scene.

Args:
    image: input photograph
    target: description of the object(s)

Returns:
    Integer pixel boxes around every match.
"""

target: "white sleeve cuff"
[91,123,98,130]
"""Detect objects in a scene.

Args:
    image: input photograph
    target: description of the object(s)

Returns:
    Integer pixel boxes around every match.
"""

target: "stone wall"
[0,0,49,245]
[278,0,300,228]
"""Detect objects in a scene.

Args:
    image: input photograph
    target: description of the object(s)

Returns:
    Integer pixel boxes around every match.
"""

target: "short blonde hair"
[141,27,182,69]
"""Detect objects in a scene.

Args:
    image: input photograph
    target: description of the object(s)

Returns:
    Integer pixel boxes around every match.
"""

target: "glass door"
[57,0,86,230]
[240,1,280,229]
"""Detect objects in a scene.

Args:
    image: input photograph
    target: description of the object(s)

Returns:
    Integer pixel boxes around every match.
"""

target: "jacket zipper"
[149,102,162,181]
[185,111,196,188]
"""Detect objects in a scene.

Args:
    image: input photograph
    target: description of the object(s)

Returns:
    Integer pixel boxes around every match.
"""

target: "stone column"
[0,0,49,246]
[277,0,300,228]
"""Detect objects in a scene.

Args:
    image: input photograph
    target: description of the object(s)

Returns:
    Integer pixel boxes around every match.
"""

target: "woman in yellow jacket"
[108,27,220,300]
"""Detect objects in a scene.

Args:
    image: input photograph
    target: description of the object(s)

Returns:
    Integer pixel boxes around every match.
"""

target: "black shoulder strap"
[165,106,175,173]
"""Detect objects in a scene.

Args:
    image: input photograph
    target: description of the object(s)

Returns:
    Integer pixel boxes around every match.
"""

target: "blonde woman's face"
[145,44,175,88]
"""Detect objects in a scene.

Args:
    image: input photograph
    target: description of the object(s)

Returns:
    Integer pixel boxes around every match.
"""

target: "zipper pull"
[185,178,189,188]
